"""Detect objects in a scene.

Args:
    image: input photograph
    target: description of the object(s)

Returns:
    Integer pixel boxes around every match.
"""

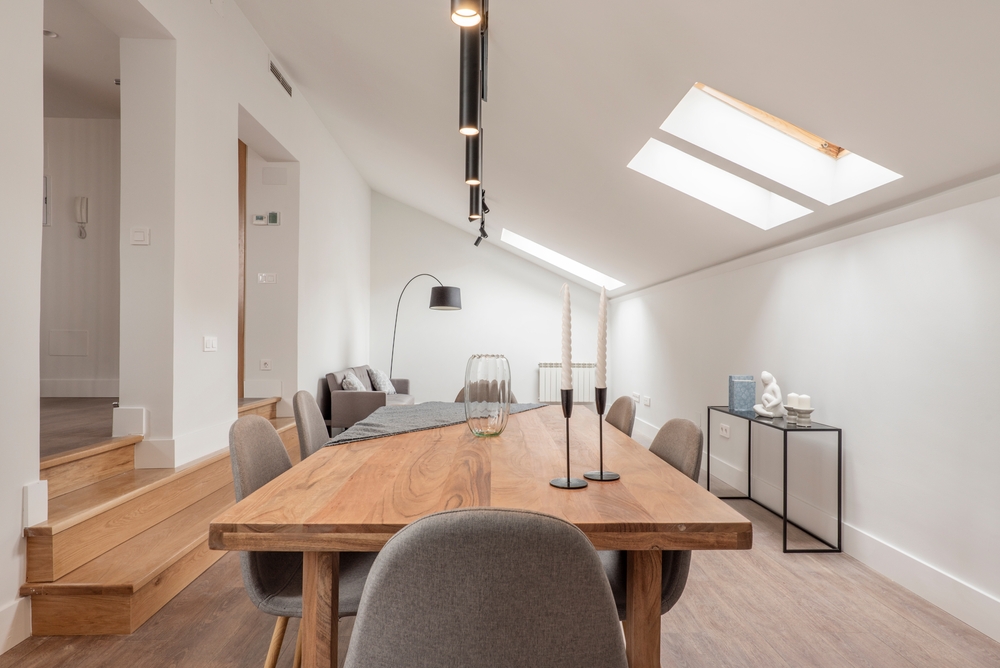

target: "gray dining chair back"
[229,416,303,619]
[605,395,636,437]
[293,390,329,461]
[600,417,703,620]
[650,418,703,482]
[455,384,518,404]
[344,508,628,668]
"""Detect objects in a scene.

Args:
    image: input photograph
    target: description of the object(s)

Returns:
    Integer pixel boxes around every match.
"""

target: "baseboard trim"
[40,379,119,397]
[0,597,30,655]
[844,523,1000,643]
[632,417,657,448]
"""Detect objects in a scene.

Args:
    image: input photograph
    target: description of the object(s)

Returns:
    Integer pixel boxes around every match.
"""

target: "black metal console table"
[706,406,842,554]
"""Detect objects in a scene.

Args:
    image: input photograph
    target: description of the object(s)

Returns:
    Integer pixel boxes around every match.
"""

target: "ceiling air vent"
[269,60,292,97]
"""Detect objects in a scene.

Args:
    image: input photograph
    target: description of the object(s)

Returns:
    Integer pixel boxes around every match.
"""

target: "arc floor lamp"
[390,273,462,377]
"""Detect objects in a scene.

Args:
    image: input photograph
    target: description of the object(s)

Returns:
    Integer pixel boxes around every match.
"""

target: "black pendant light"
[469,184,483,220]
[451,0,482,26]
[465,129,482,185]
[459,22,482,136]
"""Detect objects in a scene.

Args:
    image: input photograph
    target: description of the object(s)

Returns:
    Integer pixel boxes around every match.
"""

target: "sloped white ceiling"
[235,0,1000,293]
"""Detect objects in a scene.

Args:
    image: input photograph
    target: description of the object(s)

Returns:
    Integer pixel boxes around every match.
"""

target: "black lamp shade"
[430,285,462,310]
[451,0,482,26]
[469,184,483,220]
[459,25,481,136]
[465,130,482,185]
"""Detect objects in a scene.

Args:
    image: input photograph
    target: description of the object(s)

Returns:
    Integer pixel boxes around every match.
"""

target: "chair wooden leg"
[265,616,290,668]
[293,624,303,668]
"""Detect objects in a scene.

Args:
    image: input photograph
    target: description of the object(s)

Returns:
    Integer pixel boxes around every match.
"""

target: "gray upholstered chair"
[605,395,636,437]
[454,384,518,404]
[599,418,703,621]
[292,390,329,461]
[229,415,376,668]
[344,508,628,668]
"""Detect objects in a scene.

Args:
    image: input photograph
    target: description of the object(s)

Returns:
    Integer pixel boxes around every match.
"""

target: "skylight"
[628,139,812,230]
[500,229,625,290]
[660,84,901,206]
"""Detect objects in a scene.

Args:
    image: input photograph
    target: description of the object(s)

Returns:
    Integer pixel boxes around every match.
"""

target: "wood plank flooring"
[5,495,999,667]
[40,397,117,459]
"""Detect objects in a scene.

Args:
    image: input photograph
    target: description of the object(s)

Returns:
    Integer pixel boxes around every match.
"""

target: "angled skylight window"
[628,138,812,230]
[660,83,901,205]
[500,229,625,290]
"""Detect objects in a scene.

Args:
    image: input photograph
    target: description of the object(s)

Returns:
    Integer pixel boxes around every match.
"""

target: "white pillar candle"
[786,393,799,409]
[561,283,572,390]
[798,394,811,409]
[596,286,607,389]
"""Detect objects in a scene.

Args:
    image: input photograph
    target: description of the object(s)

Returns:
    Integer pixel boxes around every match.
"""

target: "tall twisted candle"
[561,283,572,390]
[596,286,607,388]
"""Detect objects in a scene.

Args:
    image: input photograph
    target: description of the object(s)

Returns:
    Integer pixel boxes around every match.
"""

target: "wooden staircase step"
[272,417,300,465]
[21,484,235,635]
[238,396,280,419]
[25,451,232,582]
[40,435,142,499]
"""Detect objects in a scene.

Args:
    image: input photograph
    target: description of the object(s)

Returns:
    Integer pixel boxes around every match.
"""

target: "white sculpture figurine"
[753,371,786,418]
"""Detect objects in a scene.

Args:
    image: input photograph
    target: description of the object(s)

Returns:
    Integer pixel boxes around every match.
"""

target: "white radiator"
[538,363,596,403]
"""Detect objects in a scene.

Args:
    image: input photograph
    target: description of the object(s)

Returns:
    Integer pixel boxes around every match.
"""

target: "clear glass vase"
[464,354,512,437]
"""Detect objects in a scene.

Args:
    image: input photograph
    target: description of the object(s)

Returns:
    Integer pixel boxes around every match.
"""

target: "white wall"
[113,0,370,466]
[371,193,600,404]
[41,118,121,397]
[610,189,1000,641]
[244,146,298,416]
[0,0,43,652]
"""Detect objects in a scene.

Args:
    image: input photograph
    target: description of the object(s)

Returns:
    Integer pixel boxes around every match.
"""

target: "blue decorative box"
[728,375,755,413]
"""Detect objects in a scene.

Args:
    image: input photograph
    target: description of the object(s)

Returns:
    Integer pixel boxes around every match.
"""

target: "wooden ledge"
[41,435,143,471]
[238,397,280,414]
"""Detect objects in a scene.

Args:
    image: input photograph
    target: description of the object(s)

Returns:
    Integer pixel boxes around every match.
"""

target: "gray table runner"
[326,401,546,446]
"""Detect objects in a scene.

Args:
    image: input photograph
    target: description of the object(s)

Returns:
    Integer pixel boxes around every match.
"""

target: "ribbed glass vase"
[464,354,512,437]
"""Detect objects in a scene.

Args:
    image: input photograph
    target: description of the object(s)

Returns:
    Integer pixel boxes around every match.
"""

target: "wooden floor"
[5,496,999,667]
[40,397,117,459]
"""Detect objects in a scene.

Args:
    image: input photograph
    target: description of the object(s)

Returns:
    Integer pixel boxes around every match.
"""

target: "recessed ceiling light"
[43,30,59,38]
[500,229,625,290]
[660,84,901,205]
[628,138,812,230]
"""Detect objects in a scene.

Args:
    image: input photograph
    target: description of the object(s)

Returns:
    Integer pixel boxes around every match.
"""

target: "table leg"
[625,549,661,668]
[302,552,339,668]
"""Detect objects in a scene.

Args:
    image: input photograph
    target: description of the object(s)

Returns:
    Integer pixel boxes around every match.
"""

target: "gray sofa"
[327,365,415,430]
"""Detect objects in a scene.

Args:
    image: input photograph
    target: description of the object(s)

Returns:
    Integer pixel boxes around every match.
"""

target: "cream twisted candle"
[596,286,607,388]
[561,283,572,390]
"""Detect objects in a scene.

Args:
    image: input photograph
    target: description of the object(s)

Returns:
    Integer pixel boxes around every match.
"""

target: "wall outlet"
[260,359,272,371]
[642,396,651,407]
[203,336,218,352]
[631,392,640,402]
[719,423,731,438]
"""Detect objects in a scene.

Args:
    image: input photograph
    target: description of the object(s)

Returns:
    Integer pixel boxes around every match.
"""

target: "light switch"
[643,396,651,407]
[257,273,277,284]
[203,336,218,352]
[130,227,150,245]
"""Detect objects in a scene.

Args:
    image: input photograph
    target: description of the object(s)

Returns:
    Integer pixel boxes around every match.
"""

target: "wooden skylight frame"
[694,82,848,160]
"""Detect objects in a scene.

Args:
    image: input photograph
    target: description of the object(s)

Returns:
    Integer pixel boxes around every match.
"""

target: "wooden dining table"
[209,404,752,668]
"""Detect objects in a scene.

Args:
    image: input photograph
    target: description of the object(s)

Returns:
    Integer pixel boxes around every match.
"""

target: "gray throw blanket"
[327,401,546,446]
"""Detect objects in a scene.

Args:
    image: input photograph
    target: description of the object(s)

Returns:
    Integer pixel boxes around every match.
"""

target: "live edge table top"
[209,405,752,553]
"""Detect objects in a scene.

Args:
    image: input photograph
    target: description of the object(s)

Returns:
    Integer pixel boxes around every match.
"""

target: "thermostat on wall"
[252,214,266,226]
[251,212,280,226]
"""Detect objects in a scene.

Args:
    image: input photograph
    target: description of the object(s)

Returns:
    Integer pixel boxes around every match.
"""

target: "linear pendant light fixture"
[458,20,482,136]
[465,130,482,185]
[455,0,490,245]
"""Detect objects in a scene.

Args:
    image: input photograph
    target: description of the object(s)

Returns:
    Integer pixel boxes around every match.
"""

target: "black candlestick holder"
[550,389,588,489]
[585,387,620,482]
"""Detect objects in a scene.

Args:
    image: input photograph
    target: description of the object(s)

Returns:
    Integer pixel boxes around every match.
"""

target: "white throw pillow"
[341,372,367,392]
[369,368,396,395]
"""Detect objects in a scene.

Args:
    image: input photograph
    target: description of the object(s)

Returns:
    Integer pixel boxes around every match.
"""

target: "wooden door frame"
[238,140,247,400]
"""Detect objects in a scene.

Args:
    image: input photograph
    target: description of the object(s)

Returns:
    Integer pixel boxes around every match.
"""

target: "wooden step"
[40,435,142,499]
[273,417,300,465]
[238,396,280,419]
[25,450,233,582]
[22,484,235,635]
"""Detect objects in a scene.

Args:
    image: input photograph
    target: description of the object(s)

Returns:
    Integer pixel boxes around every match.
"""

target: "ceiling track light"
[465,129,482,185]
[451,0,482,26]
[459,21,482,136]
